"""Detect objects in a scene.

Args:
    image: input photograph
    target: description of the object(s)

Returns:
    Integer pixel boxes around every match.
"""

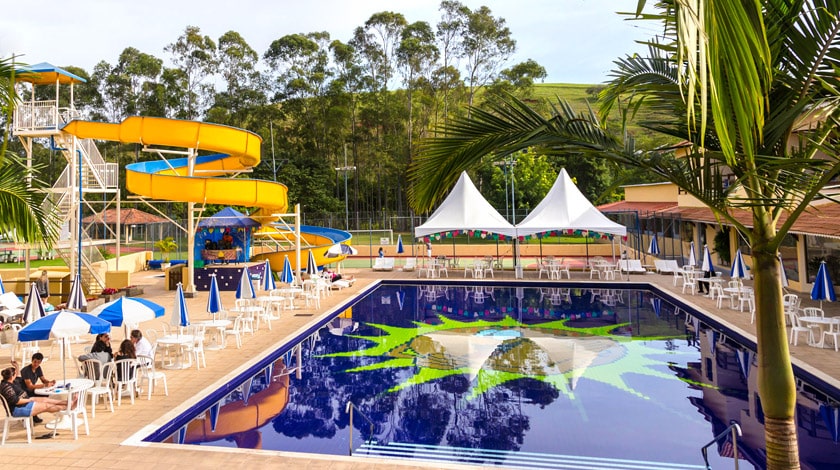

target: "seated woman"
[0,366,68,418]
[90,333,113,360]
[114,340,137,381]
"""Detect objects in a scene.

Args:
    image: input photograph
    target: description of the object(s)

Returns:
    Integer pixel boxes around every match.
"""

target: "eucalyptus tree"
[410,1,840,467]
[90,48,162,121]
[435,0,469,123]
[164,25,218,120]
[0,56,55,245]
[397,21,439,164]
[460,5,516,112]
[209,31,266,128]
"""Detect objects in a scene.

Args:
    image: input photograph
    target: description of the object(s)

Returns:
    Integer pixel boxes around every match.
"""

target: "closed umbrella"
[730,249,748,281]
[22,282,46,324]
[820,404,840,443]
[206,274,223,319]
[811,260,836,309]
[305,249,318,277]
[18,310,111,384]
[91,297,165,336]
[261,259,276,291]
[0,274,5,294]
[701,245,716,275]
[66,273,87,310]
[648,235,660,256]
[171,282,191,330]
[235,267,255,300]
[651,297,662,318]
[688,241,697,268]
[397,235,404,254]
[279,255,294,284]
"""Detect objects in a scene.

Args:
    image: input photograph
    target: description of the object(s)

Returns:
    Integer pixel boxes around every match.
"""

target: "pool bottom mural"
[163,285,840,469]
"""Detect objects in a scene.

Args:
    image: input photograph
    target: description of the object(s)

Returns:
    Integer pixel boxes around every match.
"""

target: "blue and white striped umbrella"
[778,254,789,288]
[66,273,87,310]
[22,282,46,324]
[206,274,223,317]
[235,267,255,300]
[701,245,716,274]
[650,297,662,317]
[648,235,660,255]
[0,274,5,294]
[305,249,318,277]
[91,297,165,328]
[736,349,752,379]
[280,255,294,284]
[261,259,276,291]
[811,260,836,308]
[730,249,748,280]
[397,235,404,254]
[820,404,840,443]
[171,282,191,329]
[688,241,697,267]
[18,309,111,384]
[209,401,221,433]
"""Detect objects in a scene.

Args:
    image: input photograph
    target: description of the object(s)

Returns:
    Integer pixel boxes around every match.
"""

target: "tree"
[409,2,840,467]
[0,56,56,245]
[460,5,516,111]
[164,25,218,119]
[436,0,469,124]
[484,59,546,99]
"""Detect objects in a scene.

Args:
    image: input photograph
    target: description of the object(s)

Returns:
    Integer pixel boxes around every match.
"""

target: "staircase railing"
[345,401,376,456]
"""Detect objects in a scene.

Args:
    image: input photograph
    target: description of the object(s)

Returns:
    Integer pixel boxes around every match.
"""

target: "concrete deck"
[2,264,838,469]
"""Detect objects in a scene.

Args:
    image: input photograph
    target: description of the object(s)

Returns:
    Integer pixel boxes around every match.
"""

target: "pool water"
[152,284,840,469]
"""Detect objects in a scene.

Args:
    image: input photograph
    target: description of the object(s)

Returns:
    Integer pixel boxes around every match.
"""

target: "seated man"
[20,353,56,398]
[130,329,153,359]
[0,365,67,420]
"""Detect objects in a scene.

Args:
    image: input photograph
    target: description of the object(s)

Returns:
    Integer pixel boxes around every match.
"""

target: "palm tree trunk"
[752,221,800,469]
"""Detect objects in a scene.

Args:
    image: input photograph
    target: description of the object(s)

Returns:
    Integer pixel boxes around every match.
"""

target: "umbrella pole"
[62,337,67,385]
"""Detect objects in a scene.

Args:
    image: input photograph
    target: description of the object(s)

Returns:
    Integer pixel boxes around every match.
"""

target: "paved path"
[2,264,837,469]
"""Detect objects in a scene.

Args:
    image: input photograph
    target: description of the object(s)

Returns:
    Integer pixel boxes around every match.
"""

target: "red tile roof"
[82,208,167,225]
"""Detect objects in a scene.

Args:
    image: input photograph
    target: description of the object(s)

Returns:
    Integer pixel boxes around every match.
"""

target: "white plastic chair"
[537,261,550,279]
[137,354,168,399]
[52,387,88,440]
[1,395,32,444]
[681,271,697,295]
[225,317,244,349]
[788,311,814,346]
[82,359,114,417]
[820,317,840,351]
[802,307,825,318]
[114,359,138,406]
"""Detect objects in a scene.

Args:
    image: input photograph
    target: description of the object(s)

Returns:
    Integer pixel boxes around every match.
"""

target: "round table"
[36,378,93,431]
[196,319,232,350]
[798,316,835,346]
[156,335,195,369]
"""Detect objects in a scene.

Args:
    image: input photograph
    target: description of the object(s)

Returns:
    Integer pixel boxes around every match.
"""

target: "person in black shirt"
[0,366,67,418]
[91,333,113,360]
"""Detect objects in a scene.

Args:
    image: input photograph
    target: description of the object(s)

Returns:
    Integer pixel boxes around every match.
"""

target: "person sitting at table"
[1,365,68,420]
[698,270,713,294]
[91,333,113,360]
[130,329,153,358]
[114,340,138,382]
[20,353,56,398]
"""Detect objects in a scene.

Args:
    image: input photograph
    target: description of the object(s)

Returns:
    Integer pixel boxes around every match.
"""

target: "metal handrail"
[345,401,375,456]
[701,420,742,469]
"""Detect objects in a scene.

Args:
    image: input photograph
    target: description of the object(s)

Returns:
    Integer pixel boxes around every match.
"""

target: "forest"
[10,1,667,230]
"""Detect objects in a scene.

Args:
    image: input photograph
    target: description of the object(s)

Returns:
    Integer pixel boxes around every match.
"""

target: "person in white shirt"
[130,329,153,358]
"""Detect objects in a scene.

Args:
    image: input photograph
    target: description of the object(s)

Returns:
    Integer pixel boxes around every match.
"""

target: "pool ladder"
[345,401,376,456]
[701,420,742,469]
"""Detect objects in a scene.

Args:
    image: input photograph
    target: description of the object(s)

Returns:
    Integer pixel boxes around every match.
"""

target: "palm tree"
[0,55,56,245]
[409,2,839,467]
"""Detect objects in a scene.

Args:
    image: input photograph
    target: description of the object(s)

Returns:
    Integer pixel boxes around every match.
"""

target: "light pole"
[335,144,356,231]
[493,155,517,223]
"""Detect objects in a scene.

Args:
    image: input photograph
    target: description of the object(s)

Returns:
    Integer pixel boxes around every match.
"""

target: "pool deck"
[2,264,839,469]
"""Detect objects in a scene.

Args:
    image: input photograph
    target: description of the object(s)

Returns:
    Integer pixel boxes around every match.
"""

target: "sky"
[0,0,657,84]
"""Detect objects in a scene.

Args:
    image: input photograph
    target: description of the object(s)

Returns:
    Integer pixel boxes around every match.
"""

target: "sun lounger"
[654,259,681,273]
[373,257,395,271]
[403,258,417,271]
[618,259,648,274]
[330,278,356,290]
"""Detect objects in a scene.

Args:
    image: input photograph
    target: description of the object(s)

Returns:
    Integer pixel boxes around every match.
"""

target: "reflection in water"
[165,285,840,469]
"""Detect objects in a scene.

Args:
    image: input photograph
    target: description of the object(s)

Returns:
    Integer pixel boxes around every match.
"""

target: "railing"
[701,420,742,469]
[345,401,375,456]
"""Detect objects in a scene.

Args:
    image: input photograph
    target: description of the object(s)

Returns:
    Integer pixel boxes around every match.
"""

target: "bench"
[373,257,395,271]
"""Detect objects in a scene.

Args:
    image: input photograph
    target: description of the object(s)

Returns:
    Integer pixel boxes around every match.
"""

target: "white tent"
[515,168,627,237]
[415,171,517,239]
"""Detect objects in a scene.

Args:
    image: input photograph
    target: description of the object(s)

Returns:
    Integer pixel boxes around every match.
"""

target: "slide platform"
[62,117,349,270]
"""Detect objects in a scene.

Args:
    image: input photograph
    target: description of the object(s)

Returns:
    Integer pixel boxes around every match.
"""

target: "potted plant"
[154,237,178,269]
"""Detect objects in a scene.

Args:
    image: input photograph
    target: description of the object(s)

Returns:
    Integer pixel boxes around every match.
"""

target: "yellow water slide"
[62,117,347,270]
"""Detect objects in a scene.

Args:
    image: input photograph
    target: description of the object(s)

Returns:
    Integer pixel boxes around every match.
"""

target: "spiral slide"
[61,116,349,270]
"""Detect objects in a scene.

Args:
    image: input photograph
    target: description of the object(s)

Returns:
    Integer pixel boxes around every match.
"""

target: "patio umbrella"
[730,249,748,281]
[397,235,404,254]
[18,310,111,384]
[0,274,5,294]
[820,404,840,443]
[305,249,318,277]
[206,274,223,318]
[66,273,87,310]
[648,235,660,256]
[171,282,191,330]
[324,243,358,258]
[778,254,789,288]
[279,255,294,284]
[701,245,716,275]
[91,297,165,336]
[22,282,46,324]
[736,348,752,379]
[261,258,276,291]
[235,267,255,300]
[650,297,662,318]
[688,241,697,267]
[810,260,836,308]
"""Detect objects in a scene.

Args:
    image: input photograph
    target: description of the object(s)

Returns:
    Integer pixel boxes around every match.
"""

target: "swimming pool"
[145,282,840,469]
